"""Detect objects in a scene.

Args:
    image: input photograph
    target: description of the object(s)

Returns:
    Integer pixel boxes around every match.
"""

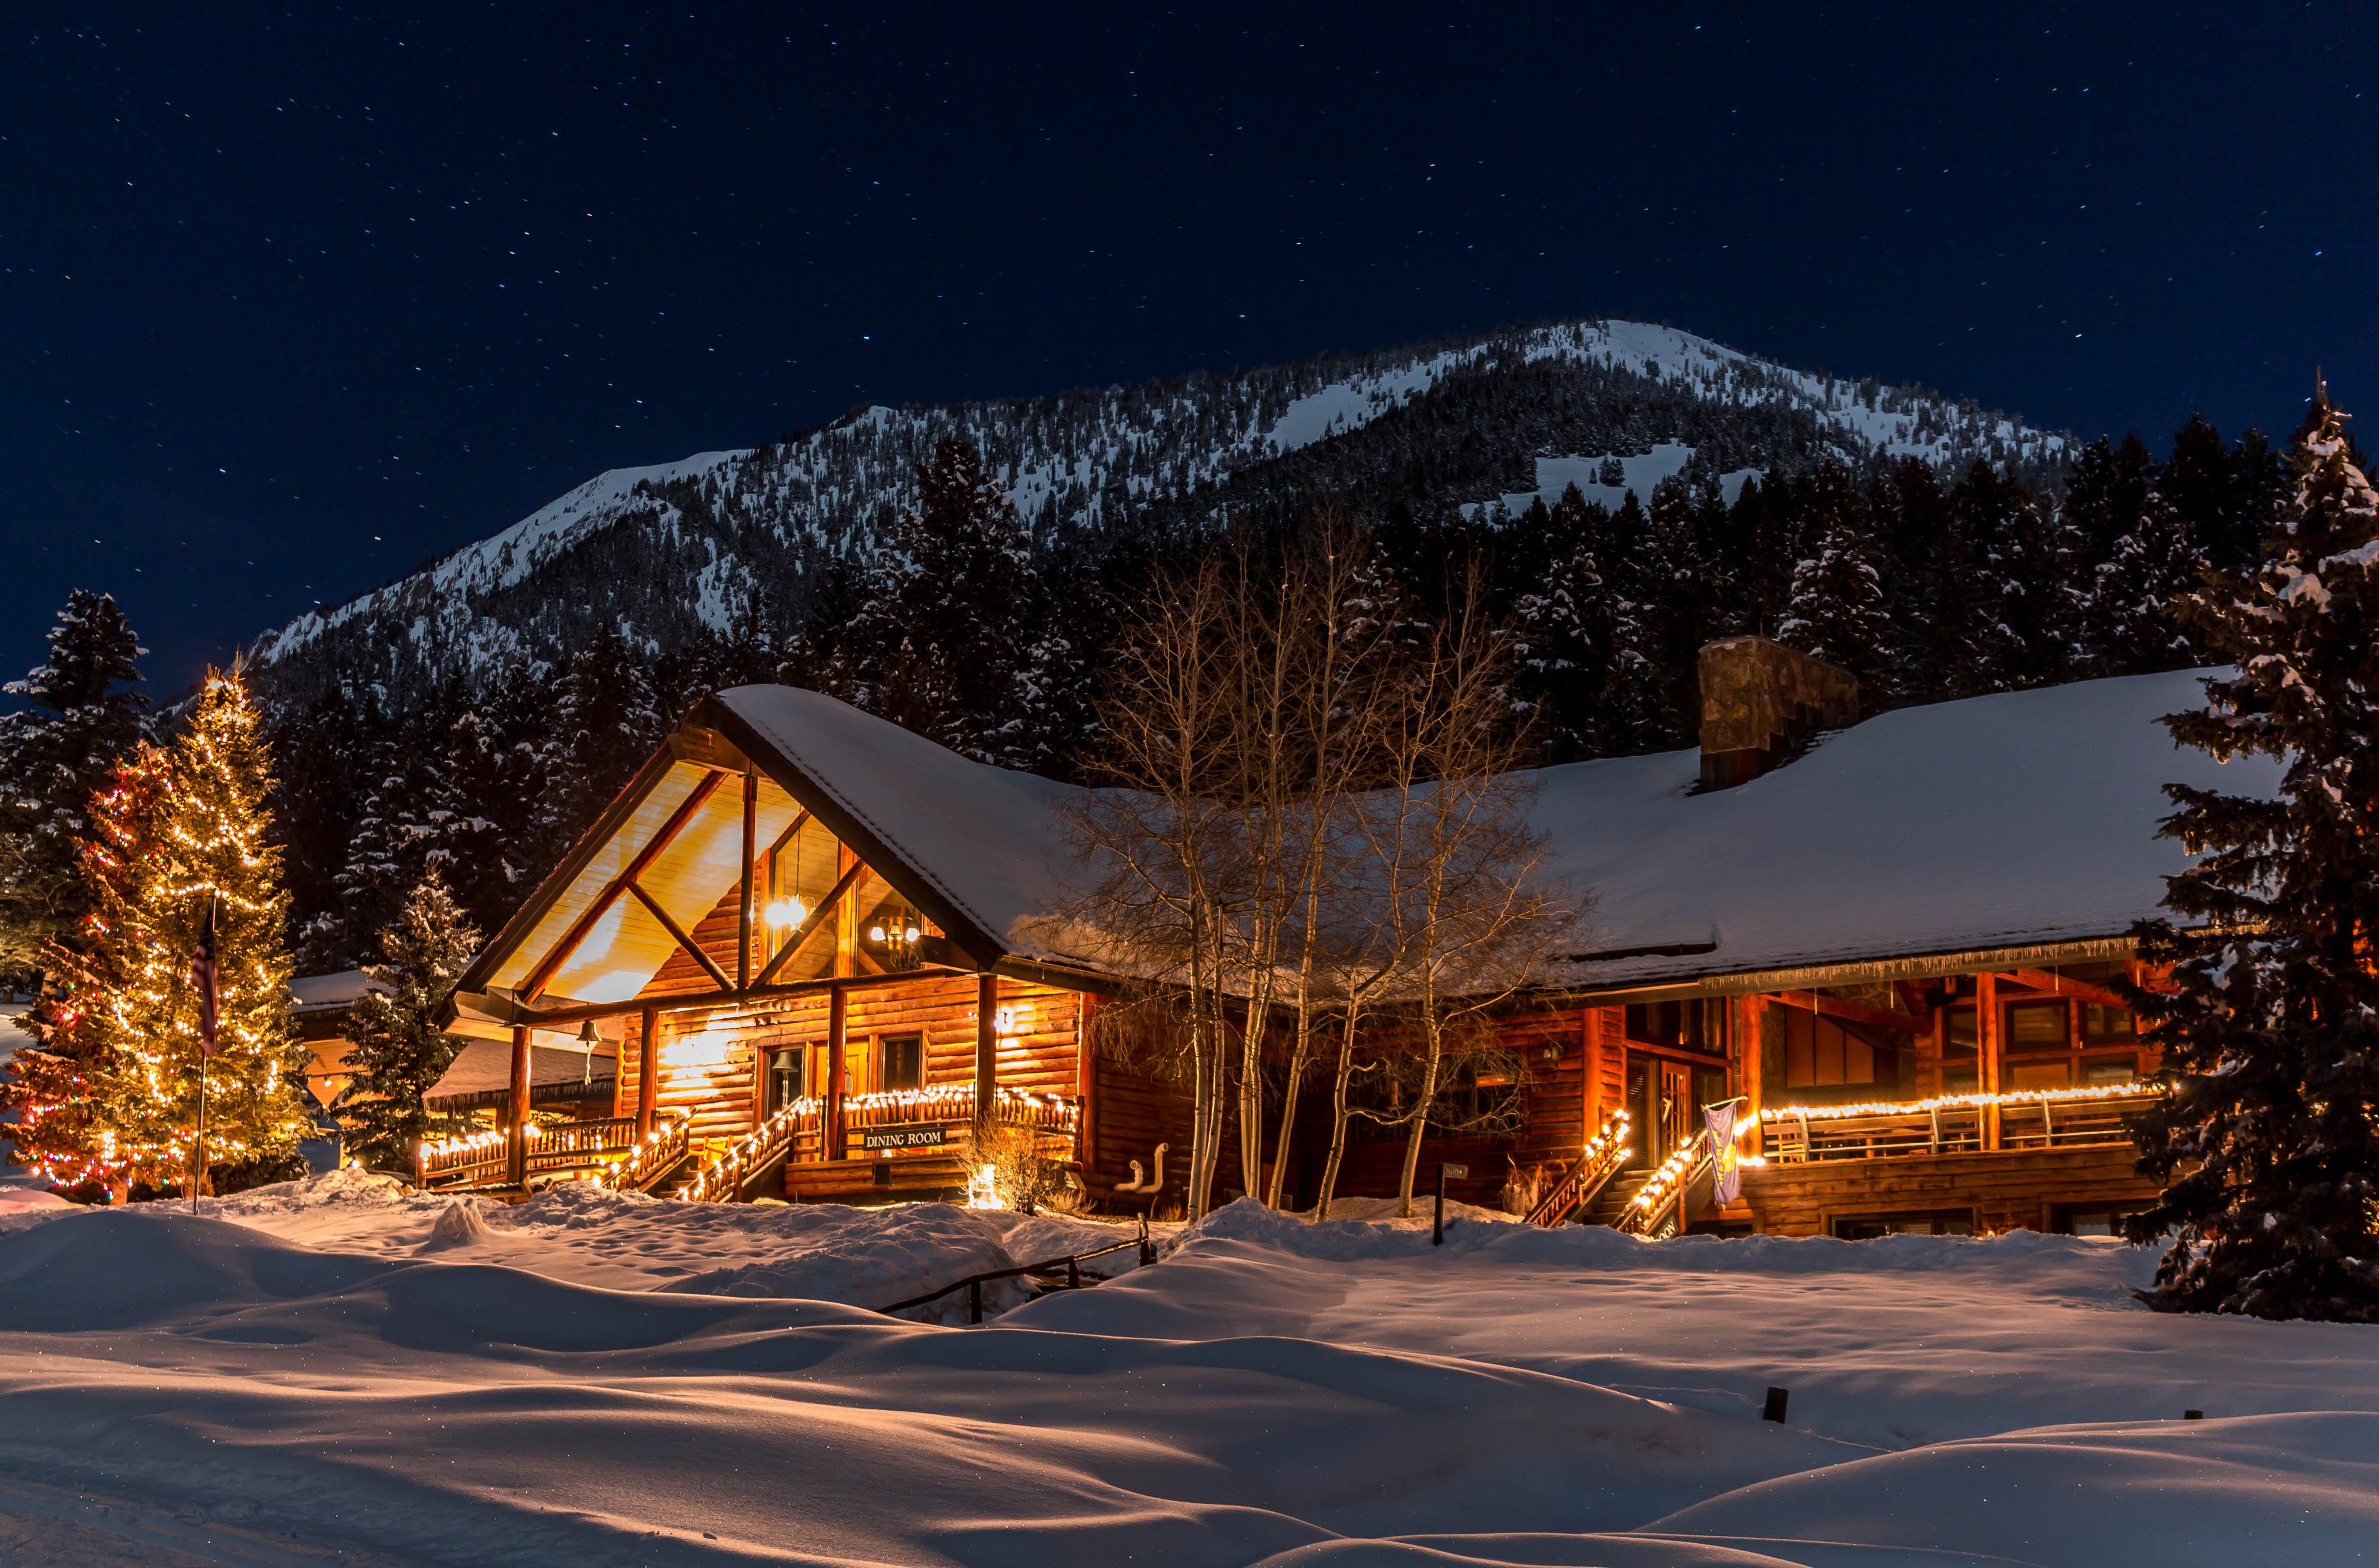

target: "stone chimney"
[1696,636,1860,790]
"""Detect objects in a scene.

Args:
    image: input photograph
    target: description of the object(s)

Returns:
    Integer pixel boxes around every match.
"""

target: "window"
[1625,999,1719,1052]
[2052,1202,2143,1237]
[1832,1209,1975,1240]
[766,1048,804,1114]
[2009,1059,2071,1090]
[2082,1054,2139,1085]
[2007,1002,2069,1050]
[879,1034,923,1093]
[1942,1005,1979,1092]
[2082,1003,2135,1041]
[1783,1008,1876,1088]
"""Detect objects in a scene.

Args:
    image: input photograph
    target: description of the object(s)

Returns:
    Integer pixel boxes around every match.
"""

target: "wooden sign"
[860,1122,952,1152]
[1441,1162,1469,1179]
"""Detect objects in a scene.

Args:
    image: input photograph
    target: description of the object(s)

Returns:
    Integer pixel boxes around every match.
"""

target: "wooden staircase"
[1522,1108,1633,1226]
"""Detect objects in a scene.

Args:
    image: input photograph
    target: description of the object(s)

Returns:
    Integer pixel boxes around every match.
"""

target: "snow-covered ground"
[0,1179,2372,1566]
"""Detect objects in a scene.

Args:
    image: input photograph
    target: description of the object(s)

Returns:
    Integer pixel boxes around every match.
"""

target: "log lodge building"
[427,638,2278,1239]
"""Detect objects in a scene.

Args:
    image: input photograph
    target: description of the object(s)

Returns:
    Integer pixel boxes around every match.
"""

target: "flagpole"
[193,1056,205,1217]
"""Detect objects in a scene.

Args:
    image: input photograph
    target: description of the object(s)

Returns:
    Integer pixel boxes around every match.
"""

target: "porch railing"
[1759,1086,2162,1163]
[419,1130,510,1191]
[679,1085,1081,1203]
[421,1115,667,1192]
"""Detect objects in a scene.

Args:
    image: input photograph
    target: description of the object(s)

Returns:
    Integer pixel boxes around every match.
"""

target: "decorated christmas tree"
[1,741,175,1193]
[2124,385,2379,1320]
[78,668,307,1195]
[338,866,480,1173]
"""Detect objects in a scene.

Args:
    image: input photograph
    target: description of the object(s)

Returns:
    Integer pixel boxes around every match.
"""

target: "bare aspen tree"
[1057,555,1243,1217]
[1317,565,1577,1218]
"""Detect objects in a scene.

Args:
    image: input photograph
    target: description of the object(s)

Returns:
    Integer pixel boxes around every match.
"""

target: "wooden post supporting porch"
[826,986,848,1161]
[1978,972,2002,1150]
[636,1004,660,1139]
[506,1025,531,1188]
[1737,994,1765,1156]
[976,973,999,1124]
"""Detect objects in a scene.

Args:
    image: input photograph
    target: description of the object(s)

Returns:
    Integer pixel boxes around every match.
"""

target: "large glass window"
[1625,999,1721,1052]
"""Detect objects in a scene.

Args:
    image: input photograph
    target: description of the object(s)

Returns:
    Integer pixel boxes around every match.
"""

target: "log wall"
[1741,1144,2160,1236]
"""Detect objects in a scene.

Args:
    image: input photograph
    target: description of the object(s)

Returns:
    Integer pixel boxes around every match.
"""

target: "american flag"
[191,896,220,1056]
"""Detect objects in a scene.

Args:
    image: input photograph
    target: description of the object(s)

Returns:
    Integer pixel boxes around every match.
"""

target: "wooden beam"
[627,880,735,993]
[480,965,977,1029]
[506,1026,531,1188]
[751,860,866,989]
[1775,989,1928,1036]
[520,770,726,1002]
[976,972,999,1124]
[2003,968,2127,1010]
[737,771,758,992]
[636,1004,659,1139]
[767,809,811,862]
[826,986,848,1160]
[1075,992,1098,1171]
[1978,971,2001,1150]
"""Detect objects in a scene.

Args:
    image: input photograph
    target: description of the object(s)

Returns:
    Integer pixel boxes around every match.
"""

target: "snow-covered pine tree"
[2163,416,2254,576]
[532,627,669,873]
[1777,463,1891,703]
[2084,471,2208,678]
[0,741,174,1193]
[844,436,1040,764]
[2123,386,2379,1321]
[83,669,308,1194]
[423,703,538,937]
[1508,494,1615,763]
[0,591,148,983]
[338,866,480,1174]
[1993,489,2086,689]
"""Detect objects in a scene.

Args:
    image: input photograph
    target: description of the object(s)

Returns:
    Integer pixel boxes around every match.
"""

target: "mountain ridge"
[248,317,2064,712]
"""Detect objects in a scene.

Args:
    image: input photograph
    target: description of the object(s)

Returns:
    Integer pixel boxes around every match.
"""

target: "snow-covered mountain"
[250,318,2064,709]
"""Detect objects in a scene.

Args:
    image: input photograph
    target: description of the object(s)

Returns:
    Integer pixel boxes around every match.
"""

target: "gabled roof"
[448,666,2282,1021]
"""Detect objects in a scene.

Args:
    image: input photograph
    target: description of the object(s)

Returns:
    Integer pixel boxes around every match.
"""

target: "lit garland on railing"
[599,1112,693,1191]
[674,1086,1081,1203]
[1626,1132,1710,1222]
[1758,1081,2163,1125]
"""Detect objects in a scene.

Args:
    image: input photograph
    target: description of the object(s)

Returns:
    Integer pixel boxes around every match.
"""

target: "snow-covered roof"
[455,667,2277,1017]
[1533,667,2280,990]
[712,669,2273,992]
[289,970,392,1014]
[425,1039,617,1106]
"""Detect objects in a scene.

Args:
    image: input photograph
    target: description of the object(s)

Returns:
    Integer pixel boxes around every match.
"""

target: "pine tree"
[0,742,175,1192]
[2123,386,2379,1320]
[2084,473,2208,677]
[1508,508,1615,763]
[0,591,148,982]
[2164,416,2253,576]
[844,436,1041,763]
[1994,490,2086,688]
[338,867,480,1174]
[79,669,308,1194]
[423,703,539,936]
[1777,463,1891,703]
[532,627,669,872]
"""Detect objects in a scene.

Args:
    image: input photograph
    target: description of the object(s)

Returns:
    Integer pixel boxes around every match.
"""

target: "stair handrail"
[1523,1108,1633,1227]
[683,1097,816,1202]
[604,1110,693,1193]
[1616,1129,1716,1238]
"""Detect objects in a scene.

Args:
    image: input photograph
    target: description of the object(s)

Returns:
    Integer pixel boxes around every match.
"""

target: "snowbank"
[1,1186,2374,1563]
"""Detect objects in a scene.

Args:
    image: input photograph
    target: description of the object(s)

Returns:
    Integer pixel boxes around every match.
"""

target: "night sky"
[5,5,2371,692]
